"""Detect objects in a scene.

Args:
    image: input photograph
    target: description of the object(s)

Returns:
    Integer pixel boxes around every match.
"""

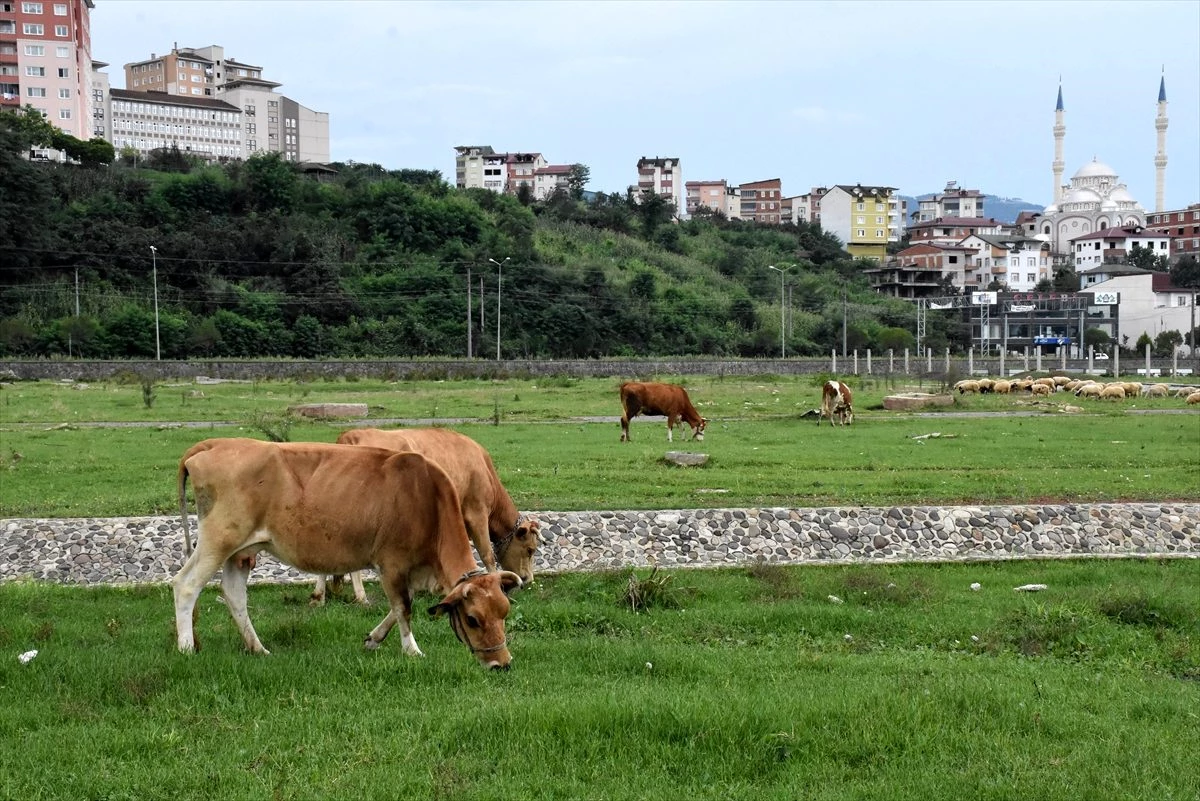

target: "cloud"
[789,107,865,125]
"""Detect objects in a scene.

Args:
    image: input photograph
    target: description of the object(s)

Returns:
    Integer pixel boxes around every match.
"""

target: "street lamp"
[488,257,510,360]
[767,265,786,358]
[149,245,160,361]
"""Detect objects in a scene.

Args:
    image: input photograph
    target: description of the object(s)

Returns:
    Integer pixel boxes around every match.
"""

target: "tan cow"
[819,380,854,426]
[619,382,707,442]
[319,427,541,605]
[174,438,522,669]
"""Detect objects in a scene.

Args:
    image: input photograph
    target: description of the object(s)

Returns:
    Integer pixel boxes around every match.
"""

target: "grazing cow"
[316,427,541,605]
[174,438,522,668]
[819,380,854,427]
[619,382,707,443]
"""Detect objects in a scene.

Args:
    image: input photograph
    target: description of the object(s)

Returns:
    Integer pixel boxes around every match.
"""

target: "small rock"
[1013,583,1047,592]
[970,582,981,591]
[827,595,843,604]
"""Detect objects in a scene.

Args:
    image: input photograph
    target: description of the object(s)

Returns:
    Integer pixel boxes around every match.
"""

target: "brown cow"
[318,427,541,605]
[819,380,854,427]
[619,381,707,443]
[174,438,521,669]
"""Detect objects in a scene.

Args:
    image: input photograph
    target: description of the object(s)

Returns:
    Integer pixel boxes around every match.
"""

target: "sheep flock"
[953,376,1200,405]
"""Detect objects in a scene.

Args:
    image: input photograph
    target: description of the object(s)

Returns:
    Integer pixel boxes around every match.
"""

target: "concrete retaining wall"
[3,503,1197,587]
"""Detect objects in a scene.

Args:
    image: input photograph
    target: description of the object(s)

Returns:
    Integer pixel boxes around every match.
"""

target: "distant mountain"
[897,194,1044,226]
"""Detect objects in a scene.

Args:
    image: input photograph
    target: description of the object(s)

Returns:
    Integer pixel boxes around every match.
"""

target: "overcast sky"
[93,0,1199,209]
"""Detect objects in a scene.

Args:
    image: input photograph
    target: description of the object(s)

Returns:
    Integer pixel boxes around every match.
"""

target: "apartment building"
[912,181,985,222]
[685,179,740,219]
[1070,225,1172,274]
[865,242,974,298]
[454,145,549,195]
[119,44,328,163]
[819,184,897,261]
[1144,203,1200,259]
[635,156,682,212]
[738,178,782,224]
[907,216,1004,245]
[959,233,1051,292]
[534,163,572,200]
[0,0,95,148]
[107,87,241,161]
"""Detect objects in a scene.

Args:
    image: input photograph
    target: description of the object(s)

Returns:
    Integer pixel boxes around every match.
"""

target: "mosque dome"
[1063,187,1101,204]
[1072,159,1117,180]
[1100,199,1119,212]
[1109,186,1136,202]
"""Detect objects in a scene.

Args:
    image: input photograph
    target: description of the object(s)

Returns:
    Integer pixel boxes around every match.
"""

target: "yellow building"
[820,184,897,262]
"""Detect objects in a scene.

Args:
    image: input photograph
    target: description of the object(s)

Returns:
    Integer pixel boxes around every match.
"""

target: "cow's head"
[495,516,540,586]
[692,418,708,441]
[429,570,522,670]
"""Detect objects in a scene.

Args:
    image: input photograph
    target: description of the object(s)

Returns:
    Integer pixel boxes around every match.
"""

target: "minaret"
[1154,72,1168,213]
[1052,82,1065,204]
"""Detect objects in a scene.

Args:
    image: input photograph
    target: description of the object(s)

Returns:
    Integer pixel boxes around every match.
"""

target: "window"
[53,3,66,13]
[856,216,865,224]
[1026,274,1035,283]
[26,66,45,76]
[57,67,68,77]
[875,230,884,238]
[23,23,44,35]
[54,24,66,36]
[58,108,70,119]
[856,229,865,238]
[22,1,43,11]
[876,216,883,224]
[56,46,68,57]
[58,87,69,98]
[856,202,864,211]
[27,87,47,97]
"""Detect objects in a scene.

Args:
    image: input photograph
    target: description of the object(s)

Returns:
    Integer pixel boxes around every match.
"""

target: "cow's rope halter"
[492,514,526,561]
[448,569,508,656]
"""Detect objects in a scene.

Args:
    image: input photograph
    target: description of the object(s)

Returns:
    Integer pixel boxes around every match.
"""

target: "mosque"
[1039,77,1169,255]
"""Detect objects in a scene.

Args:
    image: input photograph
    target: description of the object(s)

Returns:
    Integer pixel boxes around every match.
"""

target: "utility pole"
[149,245,160,361]
[842,284,848,359]
[488,257,510,360]
[767,265,786,358]
[466,265,472,358]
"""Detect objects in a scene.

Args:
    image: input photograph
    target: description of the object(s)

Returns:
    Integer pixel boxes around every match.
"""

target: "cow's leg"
[463,501,497,572]
[310,575,329,606]
[221,554,268,655]
[620,412,631,442]
[365,571,421,656]
[172,544,227,653]
[666,414,676,443]
[350,571,369,605]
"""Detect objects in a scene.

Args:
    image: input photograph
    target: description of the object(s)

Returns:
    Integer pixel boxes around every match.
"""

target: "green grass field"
[1,559,1197,800]
[2,375,1198,517]
[1,374,1198,799]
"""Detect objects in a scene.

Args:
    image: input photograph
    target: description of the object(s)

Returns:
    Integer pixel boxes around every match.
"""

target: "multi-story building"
[119,44,328,162]
[788,186,828,226]
[454,145,548,195]
[958,233,1051,292]
[865,242,975,298]
[907,216,1004,245]
[738,178,782,224]
[912,181,985,223]
[635,156,682,213]
[686,179,728,217]
[534,164,572,200]
[1069,224,1172,275]
[0,0,96,151]
[107,87,242,161]
[1144,203,1200,260]
[819,184,897,261]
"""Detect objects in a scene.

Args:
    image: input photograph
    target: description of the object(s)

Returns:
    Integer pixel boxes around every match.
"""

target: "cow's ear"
[428,601,453,618]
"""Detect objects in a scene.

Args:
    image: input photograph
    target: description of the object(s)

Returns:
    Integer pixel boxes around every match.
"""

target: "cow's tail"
[176,440,214,557]
[177,457,194,557]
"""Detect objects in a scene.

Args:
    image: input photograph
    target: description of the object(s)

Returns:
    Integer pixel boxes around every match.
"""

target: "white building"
[1070,225,1172,276]
[635,156,683,213]
[1086,270,1196,354]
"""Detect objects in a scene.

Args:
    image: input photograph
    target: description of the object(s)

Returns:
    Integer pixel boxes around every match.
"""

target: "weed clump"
[623,566,685,613]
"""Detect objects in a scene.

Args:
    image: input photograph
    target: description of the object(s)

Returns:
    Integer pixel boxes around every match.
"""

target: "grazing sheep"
[1122,382,1143,397]
[1033,377,1058,392]
[1053,375,1071,388]
[1099,385,1127,400]
[1076,383,1103,398]
[1030,382,1053,397]
[976,378,995,393]
[992,379,1012,394]
[954,380,981,395]
[1012,378,1034,392]
[1187,391,1200,405]
[1064,379,1083,392]
[1144,384,1169,398]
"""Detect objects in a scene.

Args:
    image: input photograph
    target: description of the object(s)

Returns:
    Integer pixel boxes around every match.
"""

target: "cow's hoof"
[309,597,325,607]
[363,637,380,651]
